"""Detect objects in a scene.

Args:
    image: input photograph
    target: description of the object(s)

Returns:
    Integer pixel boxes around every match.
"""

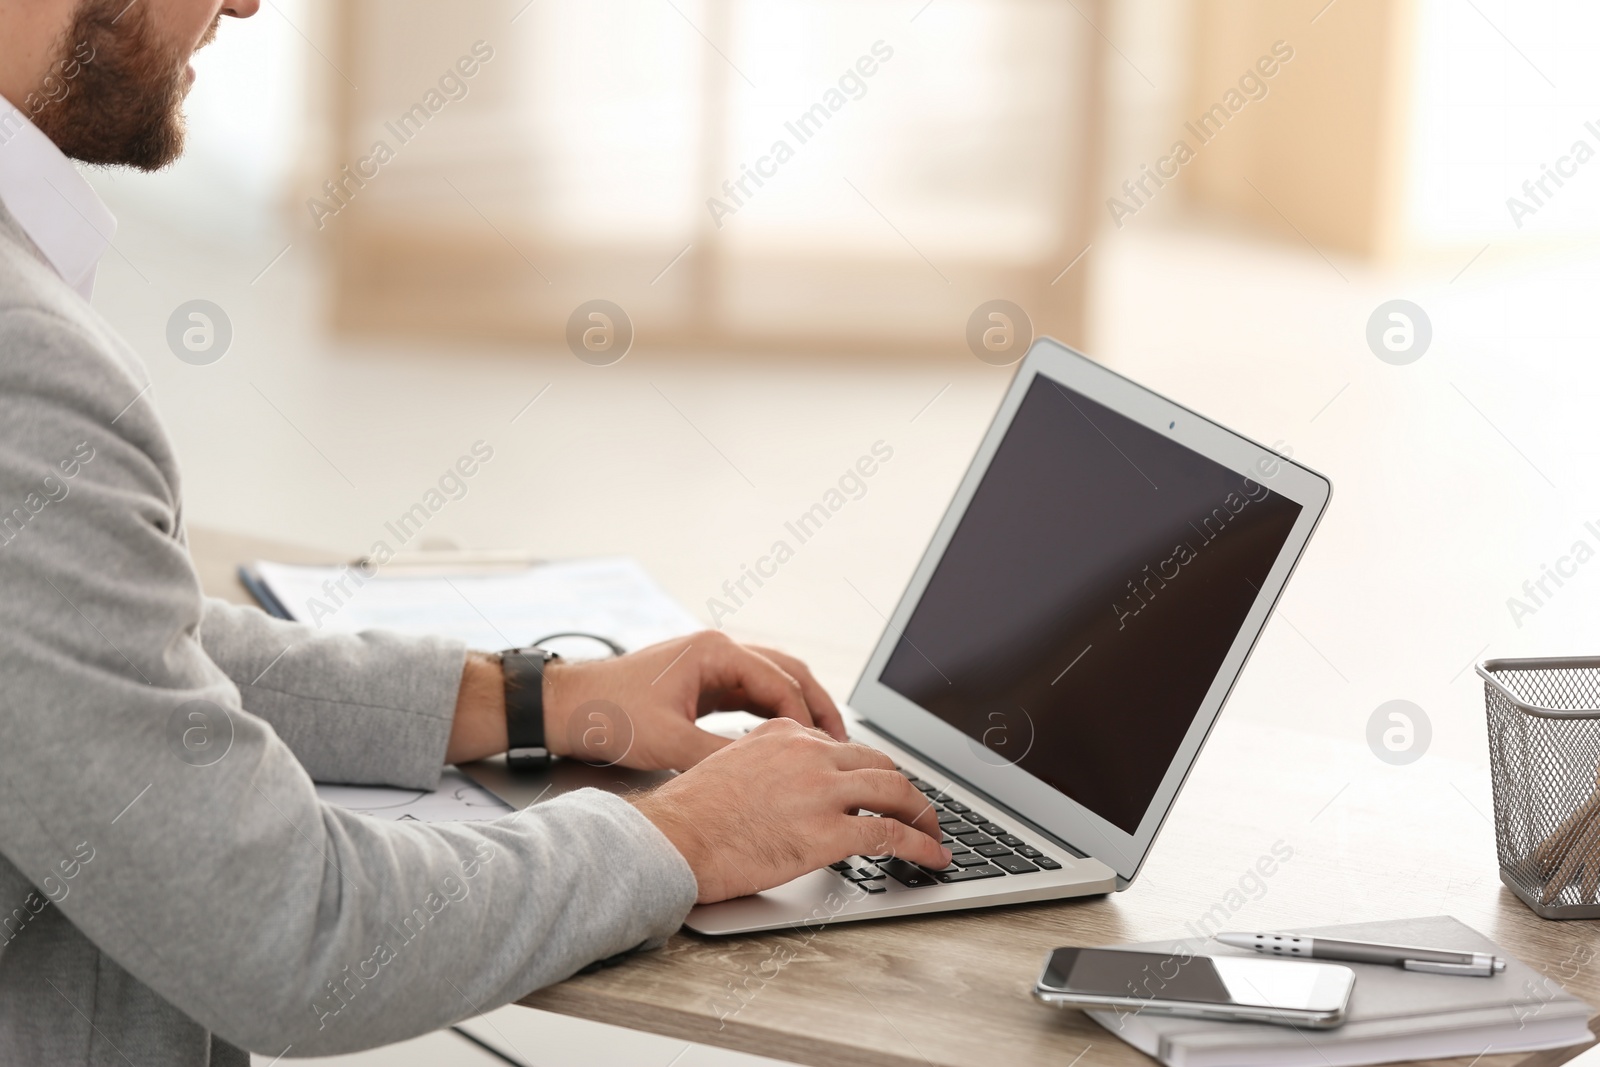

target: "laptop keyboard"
[827,768,1063,892]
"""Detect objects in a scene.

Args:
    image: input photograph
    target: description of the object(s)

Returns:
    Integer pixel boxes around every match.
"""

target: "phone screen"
[1041,948,1348,1012]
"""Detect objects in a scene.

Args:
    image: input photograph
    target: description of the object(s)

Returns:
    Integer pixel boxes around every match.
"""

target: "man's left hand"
[540,630,847,770]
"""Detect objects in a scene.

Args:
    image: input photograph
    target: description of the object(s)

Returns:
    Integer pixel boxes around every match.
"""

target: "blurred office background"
[78,0,1600,1061]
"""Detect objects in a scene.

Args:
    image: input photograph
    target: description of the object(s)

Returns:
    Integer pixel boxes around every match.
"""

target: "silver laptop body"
[467,338,1331,936]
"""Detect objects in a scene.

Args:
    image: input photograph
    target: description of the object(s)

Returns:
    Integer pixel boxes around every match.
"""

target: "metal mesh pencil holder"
[1479,656,1600,919]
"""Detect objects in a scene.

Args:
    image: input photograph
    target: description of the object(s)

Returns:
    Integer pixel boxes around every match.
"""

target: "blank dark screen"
[880,374,1301,834]
[1043,949,1232,1003]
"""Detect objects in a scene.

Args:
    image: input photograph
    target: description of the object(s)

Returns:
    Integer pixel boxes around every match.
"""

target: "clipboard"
[236,553,703,654]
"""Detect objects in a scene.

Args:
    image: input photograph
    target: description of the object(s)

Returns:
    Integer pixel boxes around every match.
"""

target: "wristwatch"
[501,647,560,771]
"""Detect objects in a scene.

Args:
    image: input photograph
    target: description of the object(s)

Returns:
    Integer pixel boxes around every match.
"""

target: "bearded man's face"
[31,0,222,171]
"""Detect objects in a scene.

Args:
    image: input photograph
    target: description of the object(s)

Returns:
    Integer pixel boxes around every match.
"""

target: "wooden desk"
[195,526,1599,1067]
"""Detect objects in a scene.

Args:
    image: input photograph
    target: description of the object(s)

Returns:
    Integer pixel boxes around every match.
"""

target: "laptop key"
[1015,846,1043,859]
[1034,856,1062,870]
[973,842,1011,858]
[829,860,853,871]
[952,852,991,867]
[943,801,970,814]
[876,858,938,888]
[997,834,1026,848]
[953,832,993,848]
[961,812,988,825]
[992,854,1039,874]
[931,865,1006,883]
[978,823,1006,837]
[861,881,888,894]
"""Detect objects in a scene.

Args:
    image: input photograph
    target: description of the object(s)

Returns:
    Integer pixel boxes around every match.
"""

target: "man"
[0,0,949,1062]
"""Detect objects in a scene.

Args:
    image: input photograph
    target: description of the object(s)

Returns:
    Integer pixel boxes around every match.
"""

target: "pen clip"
[1403,959,1492,977]
[352,549,545,574]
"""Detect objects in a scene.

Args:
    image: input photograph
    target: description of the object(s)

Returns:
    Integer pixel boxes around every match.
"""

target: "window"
[326,0,1101,353]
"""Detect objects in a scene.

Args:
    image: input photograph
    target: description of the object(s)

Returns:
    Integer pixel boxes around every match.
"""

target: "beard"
[32,0,219,171]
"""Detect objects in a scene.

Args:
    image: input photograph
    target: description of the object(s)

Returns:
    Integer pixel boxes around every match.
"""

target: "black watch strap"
[501,647,559,771]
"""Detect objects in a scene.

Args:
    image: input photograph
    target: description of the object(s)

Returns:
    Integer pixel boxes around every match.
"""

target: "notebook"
[1084,916,1595,1067]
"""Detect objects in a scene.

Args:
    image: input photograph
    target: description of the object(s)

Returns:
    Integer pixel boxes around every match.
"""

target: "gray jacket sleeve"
[0,306,698,1055]
[196,596,463,790]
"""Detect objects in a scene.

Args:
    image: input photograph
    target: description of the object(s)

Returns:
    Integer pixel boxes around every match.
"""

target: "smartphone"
[1034,947,1355,1028]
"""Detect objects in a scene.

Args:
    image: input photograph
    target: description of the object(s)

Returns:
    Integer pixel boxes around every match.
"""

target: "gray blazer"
[0,203,697,1065]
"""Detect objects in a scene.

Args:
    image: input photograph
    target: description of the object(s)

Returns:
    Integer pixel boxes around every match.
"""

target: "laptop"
[467,337,1331,935]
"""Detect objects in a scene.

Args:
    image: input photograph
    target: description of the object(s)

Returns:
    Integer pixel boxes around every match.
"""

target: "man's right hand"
[630,718,951,904]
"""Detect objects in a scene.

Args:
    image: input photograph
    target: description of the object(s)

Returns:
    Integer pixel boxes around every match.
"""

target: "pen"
[349,549,544,574]
[1214,931,1507,977]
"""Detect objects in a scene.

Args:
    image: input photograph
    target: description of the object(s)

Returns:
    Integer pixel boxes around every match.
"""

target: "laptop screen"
[878,373,1303,834]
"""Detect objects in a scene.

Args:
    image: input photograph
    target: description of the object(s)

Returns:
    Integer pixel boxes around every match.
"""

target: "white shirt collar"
[0,100,117,300]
